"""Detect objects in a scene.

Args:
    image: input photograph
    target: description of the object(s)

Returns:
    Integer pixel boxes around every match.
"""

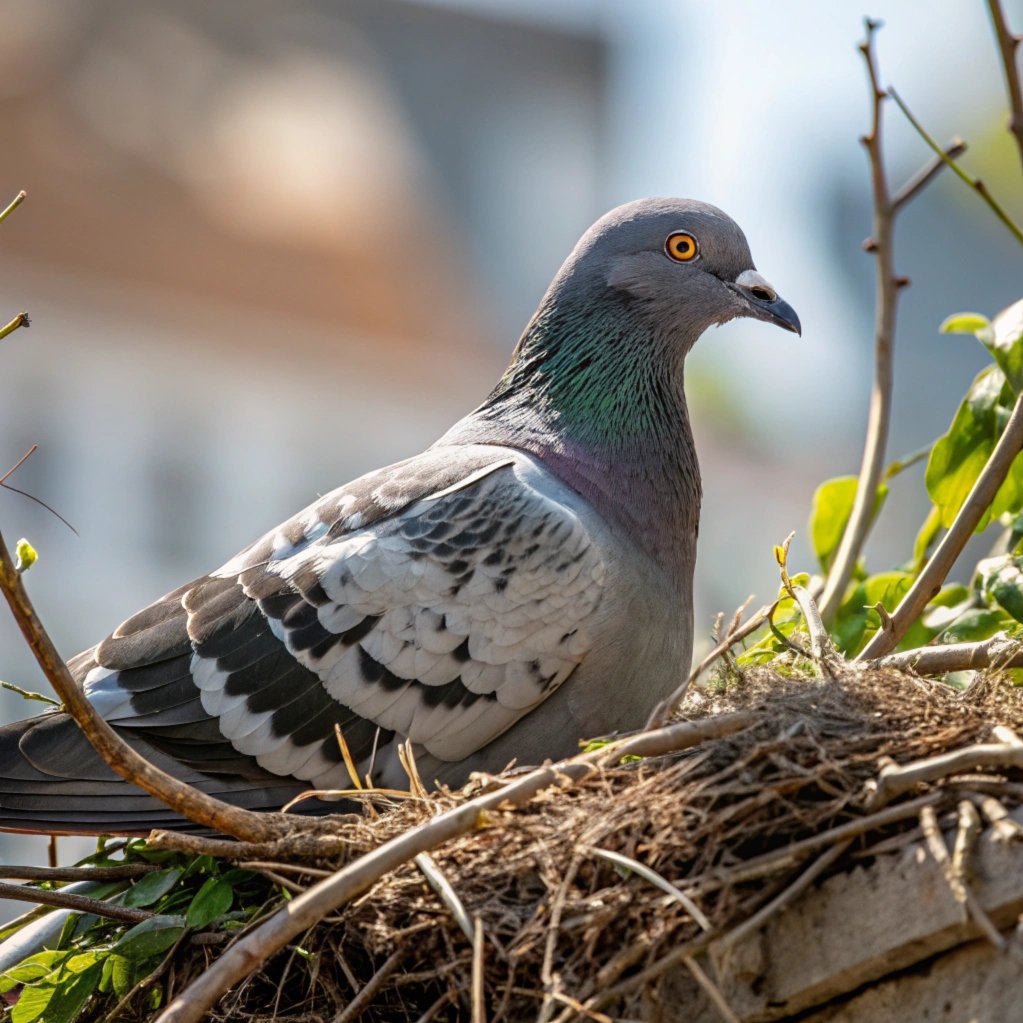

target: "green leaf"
[809,477,853,572]
[121,867,183,908]
[111,915,185,960]
[926,366,1013,529]
[186,878,234,930]
[977,555,1023,623]
[10,981,56,1023]
[940,312,991,336]
[0,954,58,993]
[979,300,1023,394]
[939,608,1010,642]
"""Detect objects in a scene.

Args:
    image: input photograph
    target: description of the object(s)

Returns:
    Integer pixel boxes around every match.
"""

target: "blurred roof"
[0,0,603,363]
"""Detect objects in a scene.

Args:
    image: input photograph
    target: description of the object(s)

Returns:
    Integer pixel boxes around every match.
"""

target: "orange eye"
[665,231,699,262]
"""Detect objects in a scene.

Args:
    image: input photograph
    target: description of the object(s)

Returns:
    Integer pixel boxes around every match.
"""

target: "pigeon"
[0,198,799,834]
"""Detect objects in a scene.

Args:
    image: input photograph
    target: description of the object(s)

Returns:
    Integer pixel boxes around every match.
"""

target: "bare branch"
[0,190,26,226]
[818,21,899,625]
[859,389,1023,659]
[867,734,1023,809]
[986,0,1023,174]
[889,86,1023,245]
[333,947,405,1023]
[0,863,158,882]
[875,634,1023,673]
[0,879,152,924]
[0,312,29,342]
[0,526,282,842]
[819,26,995,627]
[891,138,967,210]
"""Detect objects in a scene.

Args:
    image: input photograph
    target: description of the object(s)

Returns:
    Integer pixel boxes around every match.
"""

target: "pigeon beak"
[728,269,802,336]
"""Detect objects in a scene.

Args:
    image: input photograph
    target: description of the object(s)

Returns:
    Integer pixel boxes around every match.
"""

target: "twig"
[153,711,756,1023]
[413,990,456,1023]
[561,933,715,1021]
[0,879,152,923]
[919,804,963,913]
[891,139,968,209]
[922,802,1006,950]
[889,86,1023,245]
[0,446,38,488]
[986,0,1023,174]
[0,526,280,843]
[332,947,405,1023]
[588,847,711,932]
[415,852,474,942]
[789,585,842,677]
[716,841,850,952]
[538,854,582,1023]
[819,22,971,624]
[472,916,487,1023]
[0,863,158,882]
[0,190,26,225]
[238,860,333,878]
[684,957,740,1023]
[710,791,941,886]
[876,634,1023,673]
[648,601,769,726]
[860,388,1023,658]
[0,678,58,706]
[0,446,79,535]
[817,20,902,626]
[0,313,29,342]
[867,734,1023,809]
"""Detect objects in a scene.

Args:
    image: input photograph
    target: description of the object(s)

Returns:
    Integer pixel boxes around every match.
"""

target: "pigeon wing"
[77,444,605,797]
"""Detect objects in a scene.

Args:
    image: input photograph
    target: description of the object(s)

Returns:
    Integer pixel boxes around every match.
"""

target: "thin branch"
[891,139,968,209]
[588,847,711,932]
[471,916,487,1023]
[818,20,899,625]
[152,711,756,1023]
[789,585,841,676]
[876,634,1023,673]
[819,26,981,625]
[0,880,152,924]
[0,863,158,882]
[859,388,1023,658]
[415,852,474,942]
[0,525,281,842]
[867,734,1023,809]
[0,312,29,342]
[0,445,79,535]
[709,791,941,886]
[986,0,1023,175]
[717,840,850,952]
[647,603,770,727]
[0,190,26,226]
[684,957,740,1023]
[889,86,1023,245]
[332,947,406,1023]
[0,446,37,487]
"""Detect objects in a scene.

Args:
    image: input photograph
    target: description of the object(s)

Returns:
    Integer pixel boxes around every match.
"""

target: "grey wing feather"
[0,444,605,831]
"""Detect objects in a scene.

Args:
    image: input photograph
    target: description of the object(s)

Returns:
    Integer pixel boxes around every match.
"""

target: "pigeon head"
[556,197,801,347]
[448,197,799,571]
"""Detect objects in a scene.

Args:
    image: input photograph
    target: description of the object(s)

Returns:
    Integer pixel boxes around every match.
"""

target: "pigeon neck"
[450,294,702,578]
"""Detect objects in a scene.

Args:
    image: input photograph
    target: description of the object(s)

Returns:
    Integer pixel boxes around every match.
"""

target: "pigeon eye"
[665,232,699,263]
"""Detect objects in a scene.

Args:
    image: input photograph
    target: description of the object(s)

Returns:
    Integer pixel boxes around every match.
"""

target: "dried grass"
[177,666,1023,1022]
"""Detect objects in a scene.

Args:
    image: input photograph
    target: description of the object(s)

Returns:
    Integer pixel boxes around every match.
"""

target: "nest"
[120,667,1023,1022]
